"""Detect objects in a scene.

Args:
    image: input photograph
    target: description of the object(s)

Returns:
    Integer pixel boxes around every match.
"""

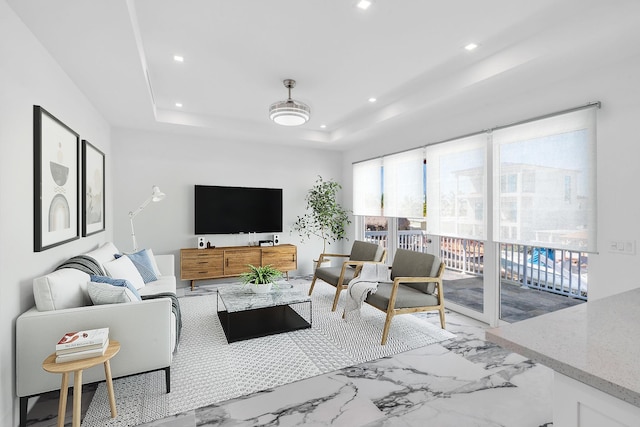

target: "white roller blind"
[353,158,383,216]
[492,107,597,252]
[383,148,425,218]
[426,134,487,239]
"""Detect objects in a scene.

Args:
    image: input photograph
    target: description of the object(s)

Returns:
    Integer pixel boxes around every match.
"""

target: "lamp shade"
[151,185,165,202]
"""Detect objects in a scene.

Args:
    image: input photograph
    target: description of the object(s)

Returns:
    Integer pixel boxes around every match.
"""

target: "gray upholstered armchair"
[360,248,446,345]
[308,240,387,311]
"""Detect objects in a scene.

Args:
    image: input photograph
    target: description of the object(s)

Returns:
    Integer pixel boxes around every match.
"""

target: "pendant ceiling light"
[269,79,310,126]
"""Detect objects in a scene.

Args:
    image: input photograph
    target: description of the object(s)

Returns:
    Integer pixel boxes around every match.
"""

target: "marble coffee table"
[216,282,312,343]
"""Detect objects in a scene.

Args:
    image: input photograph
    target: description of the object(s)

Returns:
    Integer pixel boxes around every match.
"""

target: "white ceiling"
[7,0,640,149]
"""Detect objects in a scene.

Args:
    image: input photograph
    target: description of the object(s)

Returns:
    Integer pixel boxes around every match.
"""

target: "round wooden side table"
[42,339,120,427]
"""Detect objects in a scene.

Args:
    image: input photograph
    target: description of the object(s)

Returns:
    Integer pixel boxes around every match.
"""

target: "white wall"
[110,127,345,283]
[342,52,640,302]
[0,2,113,425]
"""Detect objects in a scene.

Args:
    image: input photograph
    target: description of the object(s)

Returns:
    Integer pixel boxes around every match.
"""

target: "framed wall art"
[33,105,79,251]
[82,140,105,236]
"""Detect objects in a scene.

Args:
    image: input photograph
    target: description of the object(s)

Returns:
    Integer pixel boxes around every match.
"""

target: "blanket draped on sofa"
[142,293,182,349]
[55,255,105,276]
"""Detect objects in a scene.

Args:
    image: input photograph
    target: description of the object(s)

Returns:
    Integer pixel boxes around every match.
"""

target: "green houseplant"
[240,264,282,293]
[292,176,352,254]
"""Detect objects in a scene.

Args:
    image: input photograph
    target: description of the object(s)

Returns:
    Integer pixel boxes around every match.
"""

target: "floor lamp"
[129,185,166,252]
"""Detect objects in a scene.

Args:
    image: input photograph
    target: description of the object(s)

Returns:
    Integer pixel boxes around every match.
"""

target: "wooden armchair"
[357,248,446,345]
[308,240,387,311]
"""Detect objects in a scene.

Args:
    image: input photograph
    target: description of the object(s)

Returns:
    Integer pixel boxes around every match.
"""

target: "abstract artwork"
[82,140,105,236]
[34,106,79,251]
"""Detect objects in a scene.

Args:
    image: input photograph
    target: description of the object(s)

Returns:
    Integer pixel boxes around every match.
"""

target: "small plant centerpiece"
[291,176,352,257]
[240,264,283,294]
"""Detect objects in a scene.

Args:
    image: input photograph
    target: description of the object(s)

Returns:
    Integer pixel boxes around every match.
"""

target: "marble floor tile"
[24,310,554,427]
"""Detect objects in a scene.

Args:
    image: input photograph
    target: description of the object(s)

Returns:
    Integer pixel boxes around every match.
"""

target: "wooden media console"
[180,244,297,290]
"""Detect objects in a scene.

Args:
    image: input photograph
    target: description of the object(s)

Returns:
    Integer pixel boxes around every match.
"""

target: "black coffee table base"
[218,304,311,343]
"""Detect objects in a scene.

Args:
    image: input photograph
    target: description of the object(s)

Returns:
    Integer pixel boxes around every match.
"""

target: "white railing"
[440,237,484,275]
[365,230,429,253]
[501,244,588,300]
[364,232,588,300]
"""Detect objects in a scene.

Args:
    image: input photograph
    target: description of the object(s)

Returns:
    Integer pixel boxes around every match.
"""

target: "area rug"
[81,280,455,426]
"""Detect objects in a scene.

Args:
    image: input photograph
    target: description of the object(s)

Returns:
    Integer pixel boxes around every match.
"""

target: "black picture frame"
[82,140,105,236]
[33,105,80,252]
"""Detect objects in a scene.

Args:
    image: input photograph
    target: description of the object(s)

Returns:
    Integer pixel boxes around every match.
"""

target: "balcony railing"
[364,231,588,300]
[365,230,429,253]
[501,244,588,300]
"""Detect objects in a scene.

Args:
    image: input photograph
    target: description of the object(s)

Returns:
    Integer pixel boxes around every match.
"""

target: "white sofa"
[16,242,177,427]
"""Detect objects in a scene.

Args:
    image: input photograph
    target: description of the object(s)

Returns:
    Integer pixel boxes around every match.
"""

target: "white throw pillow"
[84,242,120,270]
[88,281,139,304]
[103,256,145,290]
[33,269,91,311]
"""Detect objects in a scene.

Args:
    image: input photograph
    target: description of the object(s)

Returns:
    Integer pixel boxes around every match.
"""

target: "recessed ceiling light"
[368,97,377,103]
[173,55,184,62]
[175,102,183,107]
[464,43,478,51]
[357,0,372,10]
[320,124,327,129]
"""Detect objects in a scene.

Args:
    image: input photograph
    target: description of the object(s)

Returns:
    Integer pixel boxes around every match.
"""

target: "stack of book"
[55,327,109,363]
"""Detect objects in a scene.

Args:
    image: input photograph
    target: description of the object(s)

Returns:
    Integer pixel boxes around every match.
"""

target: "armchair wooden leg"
[439,307,446,329]
[381,311,395,345]
[308,275,318,296]
[331,285,343,311]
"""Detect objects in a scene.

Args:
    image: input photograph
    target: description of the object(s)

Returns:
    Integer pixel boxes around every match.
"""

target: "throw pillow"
[145,248,162,276]
[84,242,120,270]
[89,275,142,300]
[103,256,145,290]
[88,281,140,304]
[114,249,158,283]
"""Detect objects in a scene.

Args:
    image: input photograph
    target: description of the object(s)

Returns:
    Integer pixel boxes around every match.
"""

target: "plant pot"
[250,282,273,294]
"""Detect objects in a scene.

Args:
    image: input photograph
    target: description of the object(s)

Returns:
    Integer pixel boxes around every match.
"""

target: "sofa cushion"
[365,281,439,310]
[84,242,120,271]
[33,269,91,311]
[315,266,358,287]
[104,256,145,290]
[390,249,441,294]
[115,249,158,283]
[88,281,140,304]
[137,275,176,297]
[90,275,142,300]
[349,240,385,262]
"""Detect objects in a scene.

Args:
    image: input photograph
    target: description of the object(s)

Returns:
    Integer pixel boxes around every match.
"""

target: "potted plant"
[239,264,283,293]
[292,176,352,259]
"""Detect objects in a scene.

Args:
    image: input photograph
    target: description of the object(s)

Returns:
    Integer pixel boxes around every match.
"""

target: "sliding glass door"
[354,104,598,326]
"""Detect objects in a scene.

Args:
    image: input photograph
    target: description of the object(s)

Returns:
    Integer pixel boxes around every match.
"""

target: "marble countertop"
[486,288,640,407]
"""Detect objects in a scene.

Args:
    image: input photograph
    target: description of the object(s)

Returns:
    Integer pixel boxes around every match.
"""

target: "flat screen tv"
[194,185,283,234]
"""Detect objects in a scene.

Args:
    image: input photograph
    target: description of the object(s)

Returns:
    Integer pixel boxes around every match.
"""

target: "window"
[353,158,382,216]
[500,174,518,193]
[382,148,425,218]
[354,105,598,255]
[426,134,487,240]
[493,108,597,252]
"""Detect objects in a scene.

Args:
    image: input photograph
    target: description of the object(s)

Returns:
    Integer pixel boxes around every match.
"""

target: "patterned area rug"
[81,280,455,426]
